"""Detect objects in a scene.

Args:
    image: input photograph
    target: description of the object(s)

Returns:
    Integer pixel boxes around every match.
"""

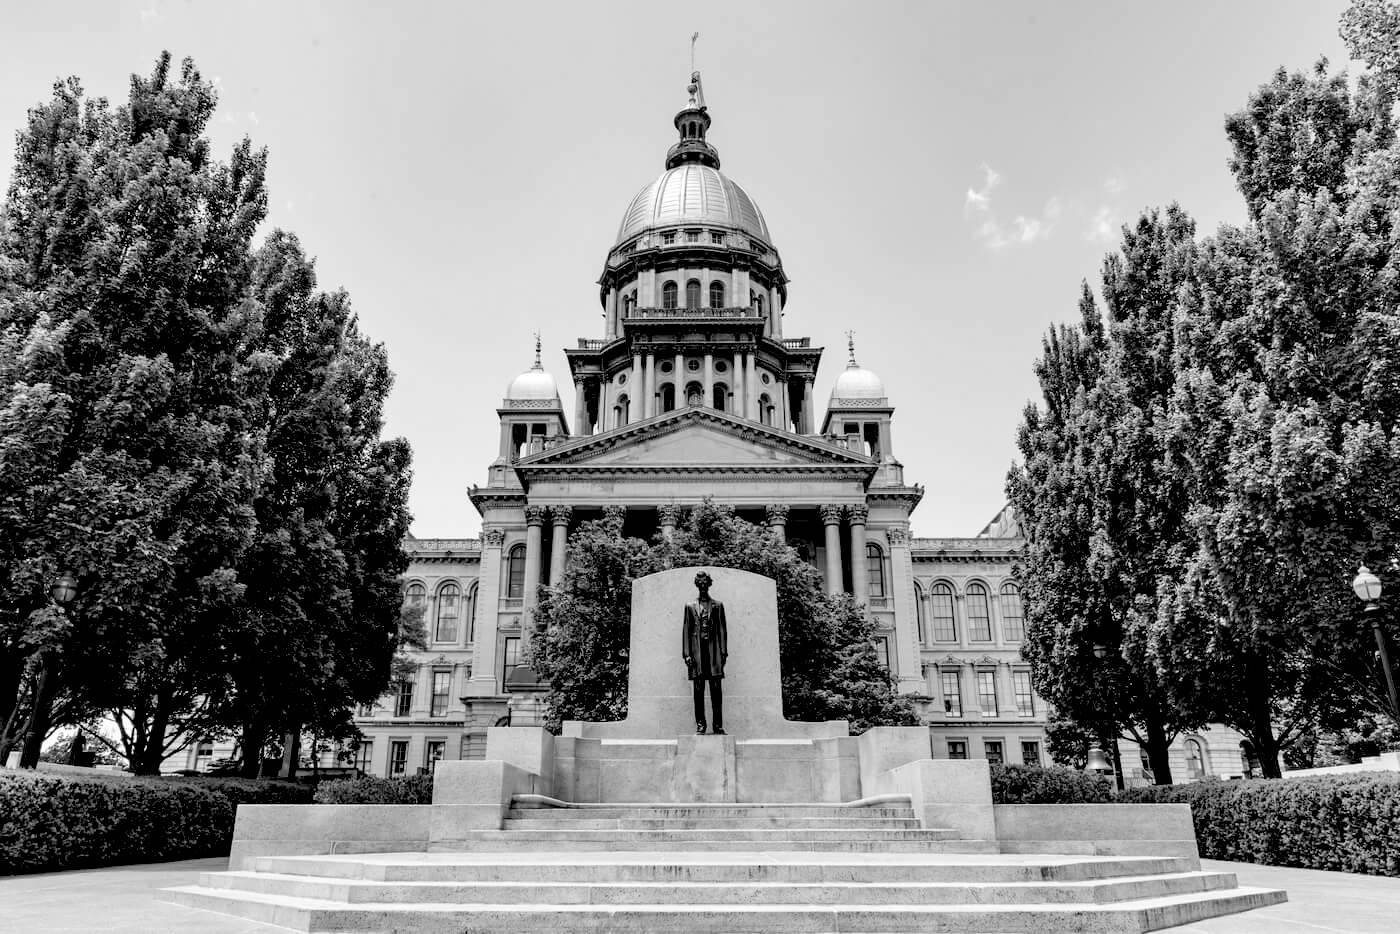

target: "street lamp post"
[1353,566,1398,721]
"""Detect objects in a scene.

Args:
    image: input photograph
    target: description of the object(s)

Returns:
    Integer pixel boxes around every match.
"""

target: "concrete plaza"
[1,855,1395,933]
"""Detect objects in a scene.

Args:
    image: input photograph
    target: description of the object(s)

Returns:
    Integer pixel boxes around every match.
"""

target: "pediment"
[520,408,870,470]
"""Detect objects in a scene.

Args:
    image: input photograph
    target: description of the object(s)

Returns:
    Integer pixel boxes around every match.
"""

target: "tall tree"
[1010,210,1211,784]
[0,55,268,769]
[1159,61,1400,776]
[1341,0,1400,95]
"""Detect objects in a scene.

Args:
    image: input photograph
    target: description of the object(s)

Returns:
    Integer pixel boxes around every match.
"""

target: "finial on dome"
[846,330,858,368]
[667,55,719,170]
[532,331,542,370]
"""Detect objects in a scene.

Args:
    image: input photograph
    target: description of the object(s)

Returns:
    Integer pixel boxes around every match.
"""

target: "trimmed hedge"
[1119,774,1400,876]
[314,774,434,804]
[990,763,1114,803]
[0,769,314,875]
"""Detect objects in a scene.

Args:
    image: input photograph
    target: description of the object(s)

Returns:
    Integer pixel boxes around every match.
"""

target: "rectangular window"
[940,671,962,717]
[1013,670,1035,717]
[984,740,1004,765]
[500,637,520,693]
[431,670,452,717]
[388,740,408,777]
[355,740,373,774]
[977,670,998,716]
[195,740,213,759]
[395,679,413,717]
[661,232,676,244]
[710,232,724,244]
[947,740,968,760]
[1021,741,1041,766]
[1001,587,1024,641]
[966,590,993,641]
[866,548,886,599]
[685,230,699,242]
[425,740,446,772]
[874,636,891,671]
[932,587,956,641]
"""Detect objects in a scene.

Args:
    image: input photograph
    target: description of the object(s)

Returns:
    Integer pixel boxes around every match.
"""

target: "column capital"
[524,505,548,527]
[887,525,909,546]
[602,505,627,525]
[549,505,573,527]
[846,504,870,525]
[819,504,845,526]
[482,527,506,548]
[765,504,790,526]
[657,503,683,526]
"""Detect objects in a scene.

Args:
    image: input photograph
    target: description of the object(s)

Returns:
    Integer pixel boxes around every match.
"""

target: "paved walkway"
[2,855,1397,932]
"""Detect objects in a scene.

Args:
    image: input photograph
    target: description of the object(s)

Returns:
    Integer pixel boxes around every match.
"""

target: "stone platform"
[167,796,1285,932]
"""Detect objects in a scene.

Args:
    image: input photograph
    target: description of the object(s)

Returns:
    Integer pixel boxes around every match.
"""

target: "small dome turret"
[829,333,886,403]
[504,335,560,402]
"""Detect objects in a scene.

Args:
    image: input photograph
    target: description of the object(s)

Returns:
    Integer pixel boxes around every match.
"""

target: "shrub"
[314,774,434,804]
[1118,774,1400,876]
[165,775,314,807]
[0,770,233,875]
[990,763,1113,803]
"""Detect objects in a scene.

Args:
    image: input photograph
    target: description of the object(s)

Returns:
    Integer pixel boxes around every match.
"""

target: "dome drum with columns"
[333,71,1097,782]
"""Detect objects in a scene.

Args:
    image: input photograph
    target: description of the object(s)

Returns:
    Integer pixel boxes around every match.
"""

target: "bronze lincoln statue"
[682,571,728,735]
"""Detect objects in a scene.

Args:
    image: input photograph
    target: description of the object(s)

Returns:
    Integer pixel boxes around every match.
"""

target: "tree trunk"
[1243,655,1282,778]
[18,654,60,768]
[279,730,300,781]
[132,687,171,775]
[0,651,24,760]
[1109,737,1126,791]
[1142,718,1175,785]
[238,718,265,778]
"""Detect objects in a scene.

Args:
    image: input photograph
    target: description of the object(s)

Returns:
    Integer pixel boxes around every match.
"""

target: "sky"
[0,1,1361,537]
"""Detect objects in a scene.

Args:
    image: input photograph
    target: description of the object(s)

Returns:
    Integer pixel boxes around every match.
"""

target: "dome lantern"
[829,332,887,403]
[666,71,720,171]
[504,333,561,403]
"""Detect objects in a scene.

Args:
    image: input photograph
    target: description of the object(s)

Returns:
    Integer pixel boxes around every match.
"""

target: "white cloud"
[1085,206,1117,243]
[964,166,1059,250]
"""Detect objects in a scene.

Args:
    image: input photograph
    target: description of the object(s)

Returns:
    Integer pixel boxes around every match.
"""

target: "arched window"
[660,383,676,412]
[866,543,886,600]
[1000,582,1024,641]
[616,393,629,427]
[405,581,426,608]
[966,582,992,641]
[713,383,728,411]
[914,582,927,643]
[661,281,678,309]
[709,281,725,308]
[758,393,772,426]
[686,279,701,310]
[1185,738,1207,779]
[506,544,527,599]
[931,583,956,641]
[755,294,765,316]
[685,382,704,406]
[434,581,460,642]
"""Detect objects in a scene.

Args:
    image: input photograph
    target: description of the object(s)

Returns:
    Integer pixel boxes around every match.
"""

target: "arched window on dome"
[685,382,704,407]
[709,281,725,308]
[506,544,527,599]
[615,393,630,427]
[759,393,772,426]
[713,383,728,412]
[686,279,701,310]
[660,383,676,413]
[755,293,765,317]
[661,281,678,310]
[434,581,460,643]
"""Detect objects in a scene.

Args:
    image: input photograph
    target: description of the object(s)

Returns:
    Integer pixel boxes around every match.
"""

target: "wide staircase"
[165,796,1285,932]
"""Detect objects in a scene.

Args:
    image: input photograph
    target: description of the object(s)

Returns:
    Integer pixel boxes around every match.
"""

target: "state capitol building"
[354,74,1041,778]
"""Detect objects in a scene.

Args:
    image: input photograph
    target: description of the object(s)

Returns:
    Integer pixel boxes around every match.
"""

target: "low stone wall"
[227,805,431,870]
[994,803,1199,862]
[1281,751,1400,778]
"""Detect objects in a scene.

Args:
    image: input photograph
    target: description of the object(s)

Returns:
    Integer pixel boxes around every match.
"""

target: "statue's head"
[694,571,712,591]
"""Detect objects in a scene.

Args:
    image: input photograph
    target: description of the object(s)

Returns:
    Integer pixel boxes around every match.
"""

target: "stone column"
[771,287,783,340]
[548,506,571,586]
[599,377,612,430]
[801,376,815,434]
[522,506,546,623]
[630,354,643,422]
[747,352,760,421]
[848,504,870,610]
[606,287,619,339]
[468,528,506,694]
[674,351,685,406]
[703,353,714,408]
[658,503,682,540]
[732,350,744,415]
[886,525,924,692]
[644,353,656,419]
[573,378,588,437]
[765,504,789,541]
[820,504,845,595]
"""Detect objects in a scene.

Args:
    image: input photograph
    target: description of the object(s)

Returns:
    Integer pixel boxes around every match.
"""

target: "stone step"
[251,852,1200,885]
[487,827,962,843]
[430,836,1001,853]
[163,883,1288,933]
[201,868,1240,906]
[501,816,922,831]
[508,805,916,820]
